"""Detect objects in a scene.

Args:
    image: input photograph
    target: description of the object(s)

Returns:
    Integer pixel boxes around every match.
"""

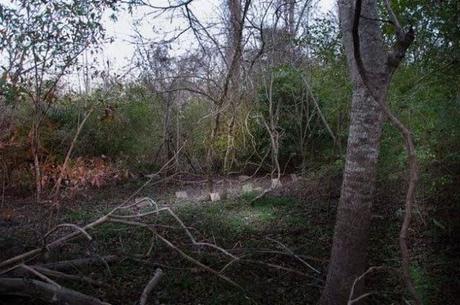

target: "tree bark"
[318,0,390,304]
[226,0,243,85]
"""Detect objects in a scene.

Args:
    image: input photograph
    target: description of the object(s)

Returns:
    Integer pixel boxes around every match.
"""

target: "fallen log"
[38,255,120,272]
[6,255,120,277]
[0,277,111,305]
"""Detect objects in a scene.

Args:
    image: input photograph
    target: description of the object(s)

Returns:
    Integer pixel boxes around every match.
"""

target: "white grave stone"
[242,183,254,194]
[271,178,282,188]
[175,191,188,199]
[210,192,221,202]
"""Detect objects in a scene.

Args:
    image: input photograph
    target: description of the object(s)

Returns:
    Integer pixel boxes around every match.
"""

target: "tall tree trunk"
[318,0,390,304]
[227,0,242,85]
[223,0,243,176]
[163,96,174,165]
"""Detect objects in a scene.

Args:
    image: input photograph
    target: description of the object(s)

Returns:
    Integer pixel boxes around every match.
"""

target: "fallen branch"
[19,264,61,288]
[266,237,320,274]
[38,255,120,272]
[0,277,111,305]
[139,268,163,305]
[33,266,109,287]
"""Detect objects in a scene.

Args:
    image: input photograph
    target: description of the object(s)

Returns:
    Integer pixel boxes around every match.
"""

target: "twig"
[347,266,382,305]
[44,223,93,243]
[266,237,320,274]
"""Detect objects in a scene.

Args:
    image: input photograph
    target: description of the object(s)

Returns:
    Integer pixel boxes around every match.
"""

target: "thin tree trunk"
[31,122,42,203]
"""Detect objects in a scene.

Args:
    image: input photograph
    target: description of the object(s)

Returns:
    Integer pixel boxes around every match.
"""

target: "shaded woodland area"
[0,0,459,304]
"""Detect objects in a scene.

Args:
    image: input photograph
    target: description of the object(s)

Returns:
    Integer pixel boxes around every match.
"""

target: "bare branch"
[19,264,61,288]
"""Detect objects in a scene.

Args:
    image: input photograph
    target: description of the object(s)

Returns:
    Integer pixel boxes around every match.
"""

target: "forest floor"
[0,174,457,305]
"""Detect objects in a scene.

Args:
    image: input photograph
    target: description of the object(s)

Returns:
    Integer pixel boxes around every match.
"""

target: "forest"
[0,0,458,304]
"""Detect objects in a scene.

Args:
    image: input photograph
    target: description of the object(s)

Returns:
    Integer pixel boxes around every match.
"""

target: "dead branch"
[37,255,120,272]
[139,268,163,305]
[347,266,382,305]
[266,237,320,274]
[44,223,93,244]
[19,264,61,288]
[0,277,111,305]
[32,266,108,287]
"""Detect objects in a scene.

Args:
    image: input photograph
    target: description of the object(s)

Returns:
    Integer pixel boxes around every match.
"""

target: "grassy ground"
[0,176,458,305]
[58,193,333,305]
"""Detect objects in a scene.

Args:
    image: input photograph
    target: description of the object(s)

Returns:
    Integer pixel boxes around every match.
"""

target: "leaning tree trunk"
[318,0,390,304]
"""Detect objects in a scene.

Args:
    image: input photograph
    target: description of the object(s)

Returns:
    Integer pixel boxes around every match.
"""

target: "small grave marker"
[271,178,282,188]
[175,191,188,199]
[242,183,254,194]
[210,192,221,202]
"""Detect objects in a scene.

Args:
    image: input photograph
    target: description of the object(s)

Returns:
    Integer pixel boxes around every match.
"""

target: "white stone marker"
[271,178,282,188]
[175,191,188,199]
[210,192,221,202]
[242,183,254,194]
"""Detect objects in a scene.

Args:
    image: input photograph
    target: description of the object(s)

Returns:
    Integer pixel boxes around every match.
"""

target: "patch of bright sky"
[0,0,336,89]
[97,0,337,73]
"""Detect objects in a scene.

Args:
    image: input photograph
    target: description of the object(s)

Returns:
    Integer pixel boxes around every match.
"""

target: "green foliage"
[44,85,164,170]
